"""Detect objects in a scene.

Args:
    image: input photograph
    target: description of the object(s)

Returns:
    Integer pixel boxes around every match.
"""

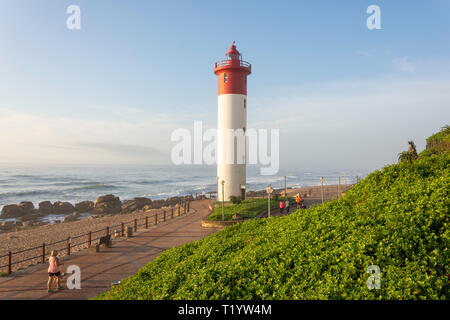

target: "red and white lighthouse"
[214,42,252,201]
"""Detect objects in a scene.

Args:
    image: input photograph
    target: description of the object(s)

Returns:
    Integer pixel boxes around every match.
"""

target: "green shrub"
[229,196,242,204]
[0,272,7,277]
[95,146,449,300]
[419,148,437,159]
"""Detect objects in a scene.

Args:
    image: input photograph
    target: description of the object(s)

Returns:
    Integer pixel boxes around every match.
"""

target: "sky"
[0,0,449,172]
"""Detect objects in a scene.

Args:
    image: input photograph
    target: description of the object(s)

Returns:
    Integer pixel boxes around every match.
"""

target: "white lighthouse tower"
[214,42,252,201]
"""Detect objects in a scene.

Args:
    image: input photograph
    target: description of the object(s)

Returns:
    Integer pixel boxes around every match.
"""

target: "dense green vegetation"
[207,198,274,221]
[96,130,449,300]
[0,272,7,277]
[422,125,450,158]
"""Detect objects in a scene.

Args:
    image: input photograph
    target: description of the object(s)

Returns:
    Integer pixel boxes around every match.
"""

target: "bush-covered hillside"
[96,136,449,300]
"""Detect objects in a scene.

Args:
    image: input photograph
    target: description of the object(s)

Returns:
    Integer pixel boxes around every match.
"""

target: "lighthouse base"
[217,164,246,202]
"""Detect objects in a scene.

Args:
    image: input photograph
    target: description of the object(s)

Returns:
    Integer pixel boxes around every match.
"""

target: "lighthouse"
[214,42,252,201]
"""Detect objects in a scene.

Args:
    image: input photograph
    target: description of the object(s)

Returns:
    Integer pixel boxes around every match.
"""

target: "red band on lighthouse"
[214,43,251,95]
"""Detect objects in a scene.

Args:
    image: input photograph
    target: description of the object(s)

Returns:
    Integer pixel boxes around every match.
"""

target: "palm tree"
[398,151,414,163]
[408,140,418,160]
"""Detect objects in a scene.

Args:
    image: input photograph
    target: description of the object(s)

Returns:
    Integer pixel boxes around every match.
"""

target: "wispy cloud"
[392,57,416,73]
[250,76,450,170]
[0,108,183,165]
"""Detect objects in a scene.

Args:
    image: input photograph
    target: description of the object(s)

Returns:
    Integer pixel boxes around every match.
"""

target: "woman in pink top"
[47,250,64,293]
[279,200,284,214]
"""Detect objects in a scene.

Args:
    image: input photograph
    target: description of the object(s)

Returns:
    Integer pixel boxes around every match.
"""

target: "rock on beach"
[94,194,122,215]
[52,201,76,214]
[75,200,94,213]
[38,201,53,214]
[121,197,152,214]
[1,205,27,219]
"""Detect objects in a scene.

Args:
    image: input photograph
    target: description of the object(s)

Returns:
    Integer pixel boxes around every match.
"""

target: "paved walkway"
[0,199,219,300]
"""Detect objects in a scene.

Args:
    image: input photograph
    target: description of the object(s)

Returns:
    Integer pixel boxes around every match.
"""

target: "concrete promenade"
[0,199,219,300]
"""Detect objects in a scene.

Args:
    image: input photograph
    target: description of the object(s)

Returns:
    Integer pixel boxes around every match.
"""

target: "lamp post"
[338,176,341,198]
[216,176,219,200]
[266,184,273,217]
[221,180,225,221]
[320,176,324,204]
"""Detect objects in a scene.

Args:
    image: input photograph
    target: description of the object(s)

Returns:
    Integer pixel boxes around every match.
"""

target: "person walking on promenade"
[47,250,64,293]
[296,195,301,209]
[285,199,290,213]
[279,200,284,214]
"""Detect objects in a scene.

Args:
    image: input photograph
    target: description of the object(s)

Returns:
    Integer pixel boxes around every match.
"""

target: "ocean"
[0,165,366,218]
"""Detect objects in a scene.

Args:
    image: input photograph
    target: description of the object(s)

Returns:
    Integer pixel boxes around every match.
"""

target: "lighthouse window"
[224,73,228,83]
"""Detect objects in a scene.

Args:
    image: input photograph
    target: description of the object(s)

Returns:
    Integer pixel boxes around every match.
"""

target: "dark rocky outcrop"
[94,194,121,215]
[150,195,193,209]
[39,201,53,214]
[121,197,152,214]
[62,212,80,223]
[1,204,27,219]
[149,199,166,209]
[18,201,34,213]
[52,201,76,214]
[75,200,94,213]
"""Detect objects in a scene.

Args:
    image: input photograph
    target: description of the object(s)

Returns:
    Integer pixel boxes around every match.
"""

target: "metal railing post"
[155,213,158,225]
[171,208,174,219]
[7,251,11,274]
[163,211,166,222]
[145,216,148,228]
[134,219,137,232]
[42,243,45,264]
[88,231,92,247]
[121,223,124,237]
[106,226,109,236]
[66,237,71,256]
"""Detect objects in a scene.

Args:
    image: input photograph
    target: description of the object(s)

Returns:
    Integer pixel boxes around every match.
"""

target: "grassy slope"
[207,198,276,221]
[96,141,449,300]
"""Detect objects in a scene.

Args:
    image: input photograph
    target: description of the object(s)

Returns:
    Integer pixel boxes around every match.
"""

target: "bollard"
[134,219,137,232]
[145,216,148,228]
[126,226,133,238]
[42,243,45,264]
[155,213,158,225]
[7,251,11,274]
[164,211,166,222]
[66,237,71,256]
[88,231,92,248]
[121,223,124,237]
[187,202,190,212]
[171,208,174,219]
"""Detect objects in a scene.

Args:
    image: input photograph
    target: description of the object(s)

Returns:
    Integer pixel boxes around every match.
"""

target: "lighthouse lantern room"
[214,42,251,201]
